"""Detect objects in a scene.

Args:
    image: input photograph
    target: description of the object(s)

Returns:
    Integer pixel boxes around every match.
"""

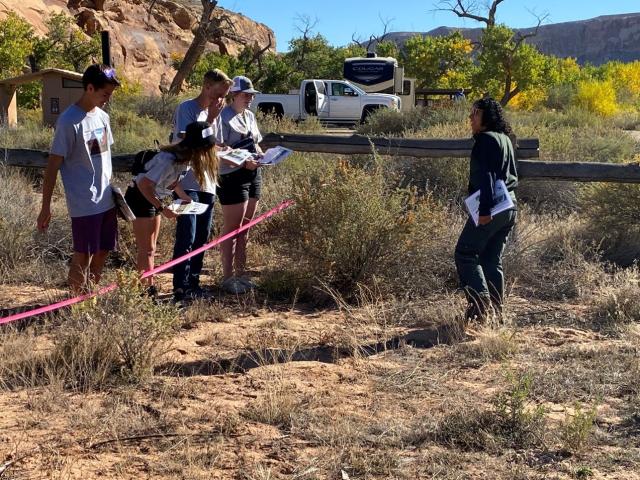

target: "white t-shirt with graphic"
[50,104,115,218]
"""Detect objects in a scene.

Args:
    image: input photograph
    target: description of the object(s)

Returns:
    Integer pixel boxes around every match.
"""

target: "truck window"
[316,82,326,95]
[331,83,357,97]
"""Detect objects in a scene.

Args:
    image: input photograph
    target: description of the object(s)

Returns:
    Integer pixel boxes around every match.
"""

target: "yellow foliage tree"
[574,79,619,117]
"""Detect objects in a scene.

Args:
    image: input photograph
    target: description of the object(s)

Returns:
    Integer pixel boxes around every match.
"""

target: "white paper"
[217,148,254,166]
[464,179,514,226]
[260,146,293,166]
[167,200,210,215]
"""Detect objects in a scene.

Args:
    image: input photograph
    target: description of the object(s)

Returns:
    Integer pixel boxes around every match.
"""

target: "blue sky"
[218,1,639,52]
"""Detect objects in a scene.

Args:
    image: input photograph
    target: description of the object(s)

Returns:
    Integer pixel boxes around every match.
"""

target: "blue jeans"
[172,190,215,291]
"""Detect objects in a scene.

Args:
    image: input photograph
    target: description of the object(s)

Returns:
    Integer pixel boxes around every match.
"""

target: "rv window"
[403,80,411,95]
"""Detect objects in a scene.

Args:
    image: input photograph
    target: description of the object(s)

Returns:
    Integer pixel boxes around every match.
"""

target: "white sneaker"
[221,277,248,294]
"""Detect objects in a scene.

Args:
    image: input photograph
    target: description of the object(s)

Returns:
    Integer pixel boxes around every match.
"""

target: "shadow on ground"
[156,322,464,377]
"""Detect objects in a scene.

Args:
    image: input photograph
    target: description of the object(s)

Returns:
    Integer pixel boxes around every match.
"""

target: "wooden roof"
[0,68,82,86]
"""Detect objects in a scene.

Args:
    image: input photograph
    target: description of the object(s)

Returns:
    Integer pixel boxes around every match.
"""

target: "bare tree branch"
[433,0,504,27]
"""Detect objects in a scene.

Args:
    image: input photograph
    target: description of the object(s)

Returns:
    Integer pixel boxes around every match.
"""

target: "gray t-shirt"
[134,151,187,199]
[170,99,222,194]
[217,106,262,175]
[50,104,114,218]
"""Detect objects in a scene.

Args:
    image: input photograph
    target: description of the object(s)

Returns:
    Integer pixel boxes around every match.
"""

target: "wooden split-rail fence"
[3,133,640,183]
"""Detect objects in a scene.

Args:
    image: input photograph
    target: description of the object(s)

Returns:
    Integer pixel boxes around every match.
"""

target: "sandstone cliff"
[377,12,640,65]
[0,0,275,93]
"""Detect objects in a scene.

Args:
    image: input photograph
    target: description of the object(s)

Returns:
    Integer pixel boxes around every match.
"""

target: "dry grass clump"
[530,344,635,403]
[421,371,547,452]
[0,167,69,284]
[0,272,179,391]
[504,211,606,300]
[590,267,640,332]
[455,326,519,363]
[0,326,51,390]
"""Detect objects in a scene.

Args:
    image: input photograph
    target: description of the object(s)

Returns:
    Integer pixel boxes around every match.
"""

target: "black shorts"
[217,168,262,206]
[124,183,161,218]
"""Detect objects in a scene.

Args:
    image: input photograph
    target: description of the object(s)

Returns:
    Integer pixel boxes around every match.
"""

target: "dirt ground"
[0,275,639,479]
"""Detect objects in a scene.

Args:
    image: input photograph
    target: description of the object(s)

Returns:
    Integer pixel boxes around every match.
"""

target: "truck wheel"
[360,105,381,124]
[258,103,284,118]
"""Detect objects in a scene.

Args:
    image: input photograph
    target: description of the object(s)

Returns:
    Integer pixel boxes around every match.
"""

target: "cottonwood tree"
[403,31,474,89]
[436,0,549,105]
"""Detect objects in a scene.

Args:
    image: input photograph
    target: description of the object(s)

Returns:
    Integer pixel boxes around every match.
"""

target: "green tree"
[474,25,550,105]
[402,32,474,89]
[0,12,33,77]
[375,40,399,59]
[34,13,100,72]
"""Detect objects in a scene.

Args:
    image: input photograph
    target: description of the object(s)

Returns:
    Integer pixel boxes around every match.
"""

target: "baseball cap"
[230,76,260,94]
[179,121,216,149]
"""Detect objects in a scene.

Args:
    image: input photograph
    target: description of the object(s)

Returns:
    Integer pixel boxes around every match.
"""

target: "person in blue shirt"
[169,69,232,301]
[37,64,120,293]
[455,97,518,322]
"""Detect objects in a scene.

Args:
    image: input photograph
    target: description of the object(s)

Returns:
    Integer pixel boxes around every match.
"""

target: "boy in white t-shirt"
[37,64,120,293]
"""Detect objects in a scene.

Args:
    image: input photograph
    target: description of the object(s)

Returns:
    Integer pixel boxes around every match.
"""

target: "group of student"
[36,63,519,322]
[37,64,266,301]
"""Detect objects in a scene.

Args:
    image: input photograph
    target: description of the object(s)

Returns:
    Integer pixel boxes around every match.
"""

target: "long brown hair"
[160,143,219,186]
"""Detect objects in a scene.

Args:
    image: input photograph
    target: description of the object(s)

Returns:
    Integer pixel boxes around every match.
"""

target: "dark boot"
[464,294,492,323]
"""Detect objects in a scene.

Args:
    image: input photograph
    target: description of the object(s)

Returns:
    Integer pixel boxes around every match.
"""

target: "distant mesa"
[370,12,640,65]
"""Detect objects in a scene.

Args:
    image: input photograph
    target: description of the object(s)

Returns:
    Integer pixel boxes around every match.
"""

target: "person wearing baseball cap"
[37,63,120,294]
[125,121,219,296]
[229,75,261,94]
[216,75,265,294]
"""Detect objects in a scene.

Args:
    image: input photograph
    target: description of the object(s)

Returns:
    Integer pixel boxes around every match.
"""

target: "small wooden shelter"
[0,68,84,127]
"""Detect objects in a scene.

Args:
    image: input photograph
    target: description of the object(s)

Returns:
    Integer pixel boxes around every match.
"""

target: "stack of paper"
[464,179,514,226]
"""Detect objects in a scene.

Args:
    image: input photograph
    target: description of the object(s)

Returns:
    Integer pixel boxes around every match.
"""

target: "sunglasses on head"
[103,67,116,79]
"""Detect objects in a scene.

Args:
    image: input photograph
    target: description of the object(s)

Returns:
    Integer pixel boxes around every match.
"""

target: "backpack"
[131,140,161,176]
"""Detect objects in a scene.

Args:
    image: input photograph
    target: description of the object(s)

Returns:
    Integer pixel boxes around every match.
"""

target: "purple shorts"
[71,207,118,254]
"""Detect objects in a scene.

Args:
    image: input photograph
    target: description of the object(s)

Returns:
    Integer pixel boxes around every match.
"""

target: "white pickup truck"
[251,79,401,124]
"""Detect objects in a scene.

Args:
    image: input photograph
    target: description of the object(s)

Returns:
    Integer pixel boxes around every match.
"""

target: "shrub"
[430,371,547,451]
[504,212,606,300]
[357,103,469,137]
[108,107,168,154]
[559,403,598,453]
[4,271,181,391]
[579,183,640,265]
[273,154,430,296]
[0,111,54,149]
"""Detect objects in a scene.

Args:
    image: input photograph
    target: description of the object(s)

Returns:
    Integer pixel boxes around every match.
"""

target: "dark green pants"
[454,209,517,306]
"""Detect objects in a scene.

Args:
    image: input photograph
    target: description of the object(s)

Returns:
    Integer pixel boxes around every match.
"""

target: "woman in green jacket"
[455,97,518,321]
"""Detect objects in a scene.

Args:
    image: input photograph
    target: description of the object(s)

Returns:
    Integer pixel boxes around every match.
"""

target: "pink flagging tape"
[0,199,294,326]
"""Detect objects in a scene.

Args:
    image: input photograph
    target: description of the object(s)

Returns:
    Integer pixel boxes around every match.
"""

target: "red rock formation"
[0,0,275,93]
